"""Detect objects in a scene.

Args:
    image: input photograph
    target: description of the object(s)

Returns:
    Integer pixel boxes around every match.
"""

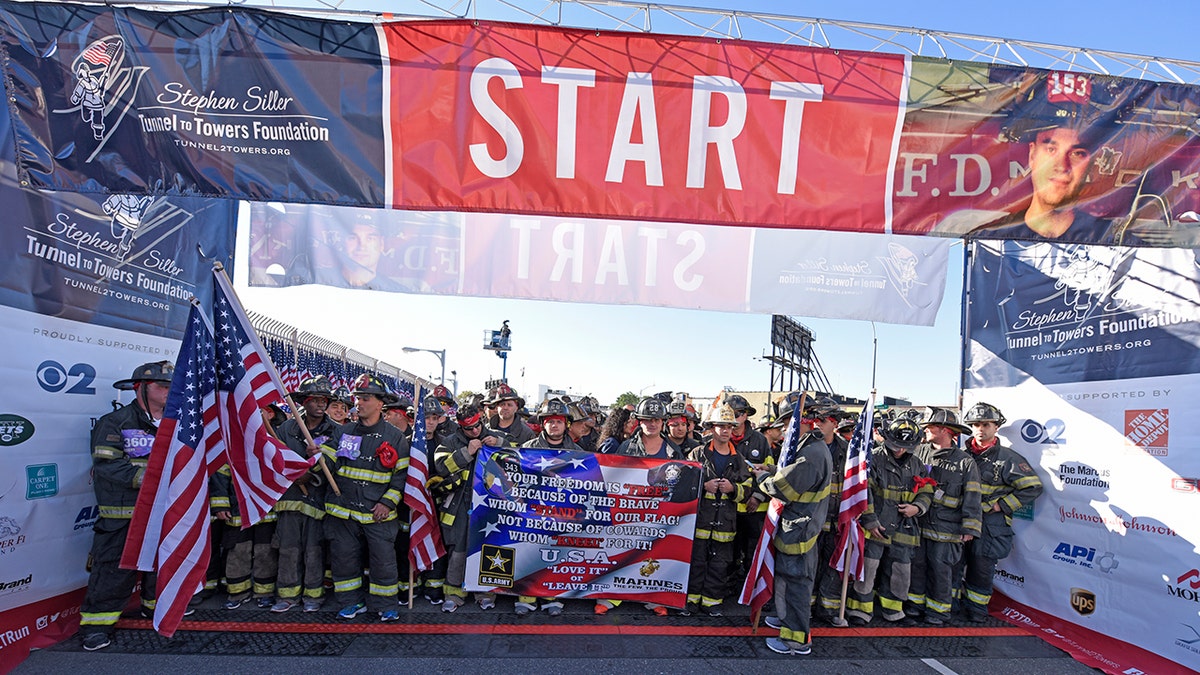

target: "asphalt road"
[15,595,1099,674]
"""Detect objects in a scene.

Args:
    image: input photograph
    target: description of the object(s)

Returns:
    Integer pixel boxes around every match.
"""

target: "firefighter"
[321,374,410,622]
[80,361,178,651]
[486,383,535,446]
[516,397,583,616]
[960,402,1043,622]
[908,408,982,625]
[757,399,833,656]
[431,403,505,612]
[270,376,338,613]
[847,417,933,624]
[617,398,683,459]
[685,404,753,616]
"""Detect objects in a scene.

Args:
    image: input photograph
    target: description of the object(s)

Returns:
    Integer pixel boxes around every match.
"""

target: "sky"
[232,0,1197,409]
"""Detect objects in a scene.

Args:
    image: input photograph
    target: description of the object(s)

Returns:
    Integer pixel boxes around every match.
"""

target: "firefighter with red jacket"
[685,404,753,616]
[321,374,410,622]
[79,361,175,651]
[960,402,1043,622]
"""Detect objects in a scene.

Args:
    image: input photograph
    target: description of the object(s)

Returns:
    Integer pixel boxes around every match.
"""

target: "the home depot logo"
[1125,409,1168,456]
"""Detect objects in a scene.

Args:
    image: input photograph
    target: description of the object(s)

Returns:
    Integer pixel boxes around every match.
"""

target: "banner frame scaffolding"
[81,0,1200,85]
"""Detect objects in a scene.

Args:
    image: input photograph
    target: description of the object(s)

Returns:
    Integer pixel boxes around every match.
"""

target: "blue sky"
[235,0,1196,408]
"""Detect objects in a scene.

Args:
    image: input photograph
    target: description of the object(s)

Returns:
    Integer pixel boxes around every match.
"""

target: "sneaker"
[477,596,496,610]
[337,602,367,619]
[81,632,111,651]
[544,603,563,617]
[255,597,273,609]
[703,605,723,617]
[183,607,195,617]
[763,615,783,630]
[302,599,322,613]
[379,609,400,622]
[270,599,299,613]
[514,601,536,616]
[424,589,444,605]
[653,606,668,617]
[223,598,244,610]
[881,609,906,622]
[765,637,811,655]
[925,614,945,625]
[679,602,698,617]
[594,604,609,615]
[441,598,461,613]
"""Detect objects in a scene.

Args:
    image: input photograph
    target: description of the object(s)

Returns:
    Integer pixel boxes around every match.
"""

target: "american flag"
[80,39,120,67]
[121,303,223,637]
[212,269,315,527]
[404,387,445,571]
[738,391,806,615]
[831,394,875,581]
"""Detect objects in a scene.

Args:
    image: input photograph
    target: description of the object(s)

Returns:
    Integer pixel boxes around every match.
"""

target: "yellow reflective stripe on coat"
[773,532,819,555]
[98,505,134,519]
[338,466,395,483]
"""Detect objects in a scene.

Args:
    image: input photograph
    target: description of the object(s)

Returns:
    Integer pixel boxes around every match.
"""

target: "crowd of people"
[78,361,1043,658]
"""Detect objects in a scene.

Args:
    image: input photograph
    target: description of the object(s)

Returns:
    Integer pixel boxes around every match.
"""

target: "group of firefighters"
[77,360,1043,658]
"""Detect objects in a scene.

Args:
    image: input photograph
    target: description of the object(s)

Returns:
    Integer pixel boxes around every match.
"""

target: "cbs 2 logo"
[1018,418,1065,445]
[37,360,96,395]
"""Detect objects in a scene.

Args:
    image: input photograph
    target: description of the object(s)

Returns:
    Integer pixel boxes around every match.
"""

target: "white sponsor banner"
[964,242,1200,673]
[0,305,177,617]
[247,205,951,326]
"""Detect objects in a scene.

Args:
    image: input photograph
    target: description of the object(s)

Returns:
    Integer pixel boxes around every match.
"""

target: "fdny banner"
[245,202,950,326]
[0,1,386,204]
[465,446,702,606]
[964,241,1200,674]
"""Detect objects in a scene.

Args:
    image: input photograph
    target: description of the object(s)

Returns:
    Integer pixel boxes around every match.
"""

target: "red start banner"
[384,21,908,232]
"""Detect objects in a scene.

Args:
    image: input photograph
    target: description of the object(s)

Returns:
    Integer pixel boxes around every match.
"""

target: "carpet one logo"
[1125,409,1169,456]
[1167,569,1200,603]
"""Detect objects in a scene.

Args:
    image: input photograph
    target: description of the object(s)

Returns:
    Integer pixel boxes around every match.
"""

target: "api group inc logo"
[1050,542,1118,574]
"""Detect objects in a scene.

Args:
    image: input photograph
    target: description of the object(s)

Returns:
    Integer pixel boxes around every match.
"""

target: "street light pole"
[402,346,446,387]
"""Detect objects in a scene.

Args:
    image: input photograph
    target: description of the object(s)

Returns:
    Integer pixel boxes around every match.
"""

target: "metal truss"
[91,0,1200,84]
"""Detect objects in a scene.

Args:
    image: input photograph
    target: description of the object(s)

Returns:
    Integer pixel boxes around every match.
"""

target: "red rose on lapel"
[377,442,398,469]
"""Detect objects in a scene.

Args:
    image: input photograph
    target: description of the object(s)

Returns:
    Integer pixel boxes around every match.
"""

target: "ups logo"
[1070,587,1096,616]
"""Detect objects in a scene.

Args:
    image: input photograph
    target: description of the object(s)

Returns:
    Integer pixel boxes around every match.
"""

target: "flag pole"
[408,568,415,610]
[211,262,340,496]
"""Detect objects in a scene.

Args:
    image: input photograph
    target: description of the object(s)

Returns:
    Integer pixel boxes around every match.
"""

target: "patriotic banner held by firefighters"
[465,446,702,606]
[964,241,1200,674]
